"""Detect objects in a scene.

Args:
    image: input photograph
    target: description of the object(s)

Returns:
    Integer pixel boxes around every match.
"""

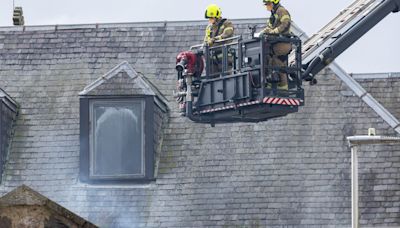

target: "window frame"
[0,95,18,183]
[0,102,3,181]
[80,96,155,184]
[89,99,145,179]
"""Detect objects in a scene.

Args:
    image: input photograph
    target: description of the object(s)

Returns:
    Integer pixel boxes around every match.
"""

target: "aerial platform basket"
[175,35,304,125]
[174,0,400,130]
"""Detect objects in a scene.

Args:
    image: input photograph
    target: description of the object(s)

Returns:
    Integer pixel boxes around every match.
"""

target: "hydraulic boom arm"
[302,0,400,81]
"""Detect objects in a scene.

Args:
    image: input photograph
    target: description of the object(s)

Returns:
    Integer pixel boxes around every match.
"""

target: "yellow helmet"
[263,0,280,5]
[205,4,222,19]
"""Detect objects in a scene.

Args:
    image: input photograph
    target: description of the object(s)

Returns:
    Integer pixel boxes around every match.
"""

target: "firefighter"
[204,4,234,75]
[204,4,234,46]
[259,0,292,90]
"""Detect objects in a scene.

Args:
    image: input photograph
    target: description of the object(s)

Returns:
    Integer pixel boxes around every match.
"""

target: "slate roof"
[0,19,399,227]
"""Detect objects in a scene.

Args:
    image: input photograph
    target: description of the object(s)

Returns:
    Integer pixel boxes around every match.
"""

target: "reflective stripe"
[205,27,212,40]
[216,53,233,58]
[280,15,291,22]
[224,27,234,32]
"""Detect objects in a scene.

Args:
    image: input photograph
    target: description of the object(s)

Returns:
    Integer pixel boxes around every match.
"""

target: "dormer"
[0,88,18,181]
[79,62,168,184]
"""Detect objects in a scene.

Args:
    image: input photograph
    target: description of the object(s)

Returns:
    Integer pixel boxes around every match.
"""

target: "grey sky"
[0,0,399,73]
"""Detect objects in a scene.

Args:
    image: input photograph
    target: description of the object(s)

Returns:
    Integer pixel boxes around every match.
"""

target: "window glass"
[90,100,144,179]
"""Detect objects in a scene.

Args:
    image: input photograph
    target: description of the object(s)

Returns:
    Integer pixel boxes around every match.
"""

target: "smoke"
[59,184,143,227]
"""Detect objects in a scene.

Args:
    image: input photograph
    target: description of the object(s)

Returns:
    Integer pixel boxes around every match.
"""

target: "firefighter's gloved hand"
[207,38,216,46]
[207,36,222,46]
[259,31,267,38]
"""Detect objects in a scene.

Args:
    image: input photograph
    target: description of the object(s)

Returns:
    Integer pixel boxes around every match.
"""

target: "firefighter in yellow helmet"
[204,4,234,47]
[260,0,292,90]
[204,4,235,75]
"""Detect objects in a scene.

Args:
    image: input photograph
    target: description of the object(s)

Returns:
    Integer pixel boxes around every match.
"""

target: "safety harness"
[214,18,227,38]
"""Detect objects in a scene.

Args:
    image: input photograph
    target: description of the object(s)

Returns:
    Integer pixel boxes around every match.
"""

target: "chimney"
[13,7,24,26]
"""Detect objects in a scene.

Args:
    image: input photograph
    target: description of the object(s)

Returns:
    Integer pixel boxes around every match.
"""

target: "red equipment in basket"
[176,51,204,76]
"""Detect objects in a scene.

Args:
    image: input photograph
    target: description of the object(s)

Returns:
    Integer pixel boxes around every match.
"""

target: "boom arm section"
[302,0,400,81]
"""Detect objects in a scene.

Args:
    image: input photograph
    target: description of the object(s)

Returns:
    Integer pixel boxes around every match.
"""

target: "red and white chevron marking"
[199,100,261,114]
[263,97,301,106]
[199,97,301,114]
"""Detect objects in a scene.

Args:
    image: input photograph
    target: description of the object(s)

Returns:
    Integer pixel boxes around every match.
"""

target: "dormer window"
[89,98,147,179]
[79,62,167,184]
[0,88,18,182]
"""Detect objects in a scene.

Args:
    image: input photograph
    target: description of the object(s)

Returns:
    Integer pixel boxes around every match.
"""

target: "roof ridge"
[0,18,267,32]
[351,72,400,79]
